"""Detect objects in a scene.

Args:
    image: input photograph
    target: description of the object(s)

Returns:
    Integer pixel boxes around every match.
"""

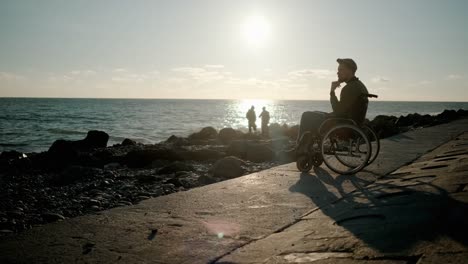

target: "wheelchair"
[296,94,380,175]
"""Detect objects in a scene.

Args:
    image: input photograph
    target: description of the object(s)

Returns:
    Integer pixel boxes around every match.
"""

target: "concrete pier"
[1,118,467,263]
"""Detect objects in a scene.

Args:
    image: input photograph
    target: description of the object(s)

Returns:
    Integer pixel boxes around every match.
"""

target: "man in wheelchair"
[296,58,370,155]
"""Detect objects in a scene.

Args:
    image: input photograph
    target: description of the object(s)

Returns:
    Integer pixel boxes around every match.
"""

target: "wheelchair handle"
[363,93,378,98]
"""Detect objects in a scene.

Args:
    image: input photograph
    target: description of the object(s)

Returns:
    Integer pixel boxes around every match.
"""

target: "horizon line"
[0,96,467,103]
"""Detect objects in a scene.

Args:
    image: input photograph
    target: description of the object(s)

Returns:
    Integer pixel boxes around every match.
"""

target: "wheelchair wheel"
[311,152,323,167]
[321,124,371,175]
[296,155,313,173]
[362,125,380,165]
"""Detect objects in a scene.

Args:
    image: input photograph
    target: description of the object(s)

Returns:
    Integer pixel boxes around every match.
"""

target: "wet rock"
[52,166,102,185]
[123,148,181,168]
[121,138,138,146]
[47,130,109,165]
[286,125,299,140]
[269,123,289,138]
[437,109,458,122]
[41,212,65,222]
[212,156,246,179]
[179,149,225,161]
[165,135,189,146]
[369,115,399,139]
[135,174,159,183]
[245,144,274,162]
[188,127,218,140]
[227,141,274,162]
[158,161,194,174]
[198,175,217,184]
[218,128,241,144]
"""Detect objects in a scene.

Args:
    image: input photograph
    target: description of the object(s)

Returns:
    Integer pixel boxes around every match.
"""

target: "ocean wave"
[46,128,87,136]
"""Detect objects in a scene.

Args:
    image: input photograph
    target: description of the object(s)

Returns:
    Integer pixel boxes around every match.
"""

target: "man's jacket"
[330,76,369,124]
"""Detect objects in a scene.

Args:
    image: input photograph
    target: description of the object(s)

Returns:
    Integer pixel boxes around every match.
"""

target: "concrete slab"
[218,133,468,263]
[0,118,467,264]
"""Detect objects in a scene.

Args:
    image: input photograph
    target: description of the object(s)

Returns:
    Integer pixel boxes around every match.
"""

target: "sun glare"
[241,15,271,47]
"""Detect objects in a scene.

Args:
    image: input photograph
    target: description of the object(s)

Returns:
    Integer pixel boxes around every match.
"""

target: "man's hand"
[330,81,341,93]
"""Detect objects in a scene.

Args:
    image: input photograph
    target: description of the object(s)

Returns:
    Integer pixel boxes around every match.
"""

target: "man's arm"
[330,81,341,113]
[331,84,361,115]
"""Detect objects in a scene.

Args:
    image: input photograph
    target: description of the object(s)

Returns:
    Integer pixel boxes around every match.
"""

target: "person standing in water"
[246,106,257,133]
[259,106,270,136]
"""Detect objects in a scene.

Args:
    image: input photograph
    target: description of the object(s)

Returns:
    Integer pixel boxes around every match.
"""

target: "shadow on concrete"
[289,167,468,253]
[387,133,414,142]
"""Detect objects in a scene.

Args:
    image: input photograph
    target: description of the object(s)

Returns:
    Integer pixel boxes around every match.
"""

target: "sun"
[241,15,271,47]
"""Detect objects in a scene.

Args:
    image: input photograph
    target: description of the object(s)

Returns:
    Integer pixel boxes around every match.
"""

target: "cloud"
[171,67,224,83]
[371,76,390,83]
[447,74,463,80]
[287,69,335,79]
[0,72,25,81]
[204,64,225,69]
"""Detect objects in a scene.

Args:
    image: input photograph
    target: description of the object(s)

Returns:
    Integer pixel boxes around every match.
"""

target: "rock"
[437,109,458,122]
[212,156,246,179]
[83,130,109,148]
[123,148,181,168]
[218,128,240,144]
[158,161,194,174]
[52,166,102,185]
[369,115,399,139]
[104,162,121,169]
[268,123,288,138]
[179,149,225,161]
[227,141,274,162]
[198,175,217,184]
[286,125,299,140]
[135,174,158,183]
[188,127,218,140]
[0,150,27,161]
[41,212,65,222]
[276,148,296,163]
[121,138,137,146]
[47,130,109,165]
[245,144,274,162]
[165,135,189,146]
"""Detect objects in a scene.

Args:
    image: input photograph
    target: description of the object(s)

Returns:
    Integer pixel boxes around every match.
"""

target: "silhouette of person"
[296,58,369,153]
[246,106,257,133]
[259,106,270,136]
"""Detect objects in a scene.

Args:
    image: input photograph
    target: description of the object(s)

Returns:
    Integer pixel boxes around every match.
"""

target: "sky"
[0,0,467,101]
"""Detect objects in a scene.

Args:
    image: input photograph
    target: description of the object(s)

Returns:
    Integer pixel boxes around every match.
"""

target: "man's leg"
[297,111,327,144]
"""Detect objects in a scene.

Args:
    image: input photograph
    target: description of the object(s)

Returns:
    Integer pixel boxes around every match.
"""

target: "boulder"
[268,123,287,138]
[188,127,218,140]
[83,130,109,148]
[286,125,300,140]
[47,130,109,163]
[369,115,399,139]
[212,156,246,179]
[123,148,181,168]
[227,140,274,162]
[179,149,225,161]
[437,109,458,122]
[245,144,274,162]
[121,138,138,146]
[218,128,241,144]
[158,161,194,174]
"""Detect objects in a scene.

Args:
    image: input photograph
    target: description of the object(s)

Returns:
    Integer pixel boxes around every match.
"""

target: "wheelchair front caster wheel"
[296,155,313,173]
[311,153,323,167]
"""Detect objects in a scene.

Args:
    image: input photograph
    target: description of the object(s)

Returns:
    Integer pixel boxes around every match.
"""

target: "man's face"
[337,64,353,82]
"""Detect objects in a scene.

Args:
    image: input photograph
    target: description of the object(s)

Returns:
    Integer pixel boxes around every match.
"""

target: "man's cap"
[337,58,357,72]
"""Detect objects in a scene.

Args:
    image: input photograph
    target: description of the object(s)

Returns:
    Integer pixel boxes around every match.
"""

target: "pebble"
[41,213,66,222]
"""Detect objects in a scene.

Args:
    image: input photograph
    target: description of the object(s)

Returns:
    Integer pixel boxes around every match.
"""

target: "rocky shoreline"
[1,109,467,235]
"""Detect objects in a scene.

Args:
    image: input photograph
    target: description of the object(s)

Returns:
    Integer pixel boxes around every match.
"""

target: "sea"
[1,98,467,153]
